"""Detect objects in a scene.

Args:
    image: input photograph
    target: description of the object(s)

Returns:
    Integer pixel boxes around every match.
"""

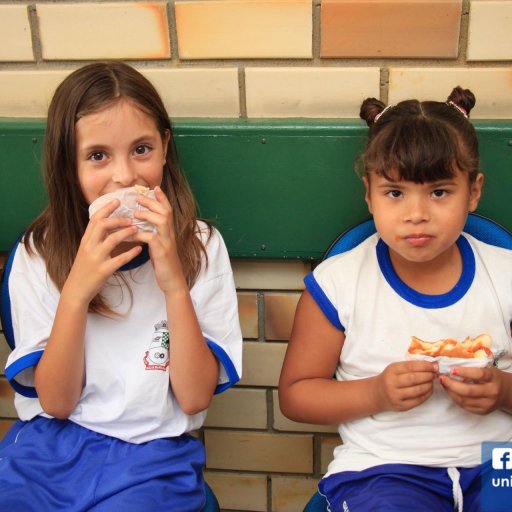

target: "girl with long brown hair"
[0,61,242,510]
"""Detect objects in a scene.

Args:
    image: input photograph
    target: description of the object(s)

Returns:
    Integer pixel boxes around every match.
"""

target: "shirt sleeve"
[190,225,243,393]
[4,239,60,397]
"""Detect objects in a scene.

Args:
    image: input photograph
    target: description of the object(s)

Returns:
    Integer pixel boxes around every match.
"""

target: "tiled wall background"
[1,1,511,511]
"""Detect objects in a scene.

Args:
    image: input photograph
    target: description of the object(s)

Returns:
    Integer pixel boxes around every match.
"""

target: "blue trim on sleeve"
[376,236,475,309]
[5,350,43,398]
[1,238,22,350]
[304,273,344,331]
[206,339,240,394]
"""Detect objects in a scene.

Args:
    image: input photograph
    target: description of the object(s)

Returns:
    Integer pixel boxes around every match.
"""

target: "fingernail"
[451,368,458,376]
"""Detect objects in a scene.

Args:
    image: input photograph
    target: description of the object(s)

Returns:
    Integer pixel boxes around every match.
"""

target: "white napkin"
[88,186,156,238]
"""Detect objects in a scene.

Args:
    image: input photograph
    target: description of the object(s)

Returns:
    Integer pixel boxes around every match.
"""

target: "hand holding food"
[88,185,156,237]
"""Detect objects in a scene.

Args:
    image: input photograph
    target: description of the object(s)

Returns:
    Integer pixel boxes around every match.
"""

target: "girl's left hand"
[440,366,512,415]
[131,186,185,293]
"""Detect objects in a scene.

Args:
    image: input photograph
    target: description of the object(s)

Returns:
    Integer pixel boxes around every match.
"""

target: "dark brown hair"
[25,61,211,315]
[358,86,479,184]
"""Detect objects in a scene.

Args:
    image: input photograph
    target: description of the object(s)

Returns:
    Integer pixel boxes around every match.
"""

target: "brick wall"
[1,1,511,511]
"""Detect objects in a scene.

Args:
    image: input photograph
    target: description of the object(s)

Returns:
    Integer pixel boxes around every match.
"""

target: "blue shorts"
[319,463,485,512]
[0,417,206,511]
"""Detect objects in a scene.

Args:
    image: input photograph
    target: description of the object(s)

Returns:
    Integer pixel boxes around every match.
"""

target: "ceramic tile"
[175,0,312,59]
[0,5,33,61]
[321,0,462,58]
[37,2,170,60]
[246,67,380,117]
[389,67,512,119]
[468,0,512,60]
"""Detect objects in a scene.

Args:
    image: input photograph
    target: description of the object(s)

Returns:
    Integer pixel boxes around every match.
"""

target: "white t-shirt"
[307,233,512,475]
[5,223,242,443]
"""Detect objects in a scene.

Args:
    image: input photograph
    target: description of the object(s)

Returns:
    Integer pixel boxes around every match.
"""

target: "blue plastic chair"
[324,213,512,260]
[303,213,512,512]
[202,482,220,512]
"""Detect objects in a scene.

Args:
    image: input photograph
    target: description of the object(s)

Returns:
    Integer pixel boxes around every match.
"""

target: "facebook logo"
[492,448,512,470]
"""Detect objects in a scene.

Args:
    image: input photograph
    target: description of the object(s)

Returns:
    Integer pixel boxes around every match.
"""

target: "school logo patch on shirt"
[143,320,170,371]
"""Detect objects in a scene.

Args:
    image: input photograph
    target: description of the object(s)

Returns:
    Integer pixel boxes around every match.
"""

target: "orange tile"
[321,0,462,58]
[237,292,259,339]
[0,420,16,442]
[264,292,300,341]
[0,378,16,418]
[175,0,312,59]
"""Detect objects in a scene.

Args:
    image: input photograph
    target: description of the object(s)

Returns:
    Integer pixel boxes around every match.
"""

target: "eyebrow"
[79,135,158,153]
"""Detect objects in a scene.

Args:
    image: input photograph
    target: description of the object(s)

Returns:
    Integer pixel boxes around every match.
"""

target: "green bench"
[1,118,511,258]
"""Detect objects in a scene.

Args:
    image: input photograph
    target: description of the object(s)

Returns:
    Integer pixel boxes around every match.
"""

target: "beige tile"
[271,476,319,512]
[205,430,313,473]
[272,390,338,433]
[142,68,240,117]
[0,420,16,442]
[389,67,512,119]
[468,0,512,61]
[246,67,380,118]
[232,259,310,290]
[205,387,267,428]
[0,5,33,62]
[237,292,259,339]
[321,0,461,58]
[0,378,16,418]
[238,341,286,387]
[205,471,267,512]
[37,2,170,60]
[0,70,70,117]
[175,0,312,59]
[264,292,300,341]
[320,435,340,474]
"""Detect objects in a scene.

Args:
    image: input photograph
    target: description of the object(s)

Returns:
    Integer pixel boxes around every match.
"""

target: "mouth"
[403,234,434,247]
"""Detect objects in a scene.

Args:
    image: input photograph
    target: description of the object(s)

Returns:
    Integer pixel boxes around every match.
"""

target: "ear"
[468,172,484,212]
[162,129,171,163]
[362,175,373,214]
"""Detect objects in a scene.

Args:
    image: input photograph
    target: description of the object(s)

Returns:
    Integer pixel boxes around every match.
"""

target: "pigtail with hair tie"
[447,100,468,118]
[374,105,392,124]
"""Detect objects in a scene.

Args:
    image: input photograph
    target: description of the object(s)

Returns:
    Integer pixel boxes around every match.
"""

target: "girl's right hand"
[375,360,438,412]
[63,199,142,305]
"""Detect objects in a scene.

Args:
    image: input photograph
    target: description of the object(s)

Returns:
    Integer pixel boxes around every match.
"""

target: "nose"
[112,158,137,187]
[403,196,430,224]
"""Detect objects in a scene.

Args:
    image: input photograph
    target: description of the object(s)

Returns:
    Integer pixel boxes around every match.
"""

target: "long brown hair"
[358,86,479,184]
[25,61,210,315]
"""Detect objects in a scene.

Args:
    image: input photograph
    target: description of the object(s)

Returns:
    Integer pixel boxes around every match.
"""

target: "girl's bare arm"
[35,203,141,419]
[279,290,437,424]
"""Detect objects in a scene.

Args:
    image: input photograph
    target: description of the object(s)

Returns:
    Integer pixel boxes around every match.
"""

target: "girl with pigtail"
[280,87,512,511]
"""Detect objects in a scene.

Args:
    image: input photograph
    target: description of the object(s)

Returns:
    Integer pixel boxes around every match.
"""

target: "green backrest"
[1,118,511,258]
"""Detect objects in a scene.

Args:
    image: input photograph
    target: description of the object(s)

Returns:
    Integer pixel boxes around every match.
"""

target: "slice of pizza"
[408,334,492,359]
